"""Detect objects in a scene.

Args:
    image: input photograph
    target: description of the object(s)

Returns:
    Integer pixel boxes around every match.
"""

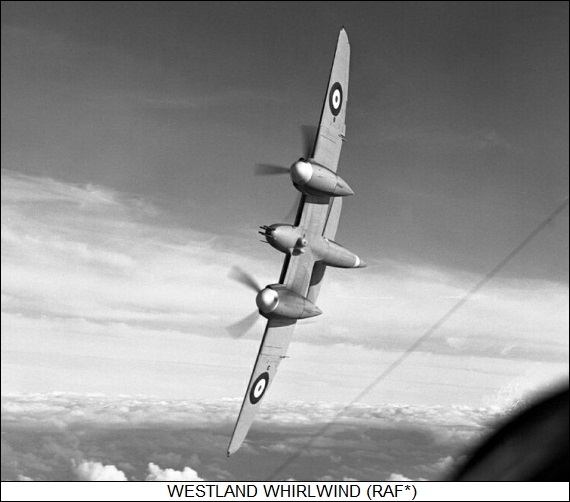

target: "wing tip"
[227,436,243,457]
[338,27,349,48]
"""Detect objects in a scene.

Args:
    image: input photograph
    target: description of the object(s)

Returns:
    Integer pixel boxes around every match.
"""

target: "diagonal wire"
[266,197,569,481]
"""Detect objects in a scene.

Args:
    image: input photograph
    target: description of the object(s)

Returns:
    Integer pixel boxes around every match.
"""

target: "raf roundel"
[249,372,269,404]
[328,82,343,116]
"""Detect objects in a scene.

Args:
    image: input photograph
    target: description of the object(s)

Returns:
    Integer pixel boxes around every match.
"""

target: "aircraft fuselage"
[260,224,366,268]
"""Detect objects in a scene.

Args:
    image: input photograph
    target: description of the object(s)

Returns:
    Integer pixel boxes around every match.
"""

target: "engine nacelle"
[290,160,354,197]
[255,284,322,320]
[312,238,367,269]
[260,224,308,255]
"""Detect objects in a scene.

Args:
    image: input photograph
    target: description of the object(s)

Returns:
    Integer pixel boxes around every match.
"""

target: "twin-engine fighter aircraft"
[228,28,365,456]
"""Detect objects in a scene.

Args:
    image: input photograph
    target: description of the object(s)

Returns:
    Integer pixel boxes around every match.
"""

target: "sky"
[1,1,568,481]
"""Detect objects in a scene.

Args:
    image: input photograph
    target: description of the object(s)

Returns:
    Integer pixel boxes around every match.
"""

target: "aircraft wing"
[279,24,349,297]
[227,29,349,456]
[227,317,296,456]
[311,27,350,173]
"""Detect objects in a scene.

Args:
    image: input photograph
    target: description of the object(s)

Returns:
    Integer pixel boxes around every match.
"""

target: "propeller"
[226,311,259,338]
[300,125,317,159]
[254,163,290,176]
[282,192,303,224]
[227,266,263,338]
[254,125,318,176]
[228,265,261,293]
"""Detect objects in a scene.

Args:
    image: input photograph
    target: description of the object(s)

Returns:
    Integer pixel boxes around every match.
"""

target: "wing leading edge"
[227,28,350,456]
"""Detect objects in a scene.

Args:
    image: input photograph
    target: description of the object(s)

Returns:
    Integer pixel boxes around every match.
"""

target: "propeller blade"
[226,310,259,338]
[254,163,290,176]
[228,266,261,293]
[300,125,318,159]
[282,192,302,224]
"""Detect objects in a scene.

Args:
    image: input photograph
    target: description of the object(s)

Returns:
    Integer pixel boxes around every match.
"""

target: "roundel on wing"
[249,372,269,405]
[328,82,343,116]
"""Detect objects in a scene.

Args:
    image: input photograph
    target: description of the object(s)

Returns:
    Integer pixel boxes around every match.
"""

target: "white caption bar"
[1,481,569,502]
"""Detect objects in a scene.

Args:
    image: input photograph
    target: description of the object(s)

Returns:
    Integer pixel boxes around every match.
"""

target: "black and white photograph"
[1,0,568,491]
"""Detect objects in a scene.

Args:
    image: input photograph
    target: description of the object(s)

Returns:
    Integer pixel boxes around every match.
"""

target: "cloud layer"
[2,392,510,482]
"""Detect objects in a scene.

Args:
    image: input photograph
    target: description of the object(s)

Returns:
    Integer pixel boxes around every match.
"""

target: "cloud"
[74,461,127,481]
[145,462,203,481]
[387,473,412,481]
[2,169,567,364]
[1,393,238,430]
[0,392,505,432]
[1,171,233,318]
[313,262,568,362]
[1,169,275,333]
[72,460,205,481]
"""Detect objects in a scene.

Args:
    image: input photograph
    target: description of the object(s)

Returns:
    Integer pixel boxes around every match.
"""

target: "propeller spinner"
[227,266,279,337]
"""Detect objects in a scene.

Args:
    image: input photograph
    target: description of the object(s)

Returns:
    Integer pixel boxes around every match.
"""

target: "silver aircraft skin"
[228,28,365,456]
